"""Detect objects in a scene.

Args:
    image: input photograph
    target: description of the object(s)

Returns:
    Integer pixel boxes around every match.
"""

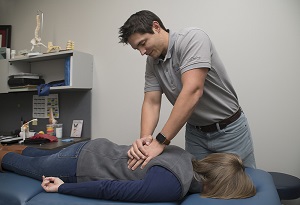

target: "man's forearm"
[161,91,201,141]
[161,79,203,140]
[160,68,207,142]
[140,101,160,138]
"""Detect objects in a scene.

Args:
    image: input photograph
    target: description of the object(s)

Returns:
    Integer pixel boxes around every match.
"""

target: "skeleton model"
[47,42,61,53]
[30,10,47,52]
[66,40,75,50]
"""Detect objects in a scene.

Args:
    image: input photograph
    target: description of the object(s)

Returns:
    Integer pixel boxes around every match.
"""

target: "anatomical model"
[30,10,47,52]
[47,42,61,53]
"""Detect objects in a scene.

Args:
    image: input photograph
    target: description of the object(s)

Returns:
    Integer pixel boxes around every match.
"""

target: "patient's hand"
[41,176,64,192]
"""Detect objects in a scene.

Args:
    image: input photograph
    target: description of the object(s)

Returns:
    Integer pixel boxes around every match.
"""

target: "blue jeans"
[2,141,88,182]
[185,112,256,168]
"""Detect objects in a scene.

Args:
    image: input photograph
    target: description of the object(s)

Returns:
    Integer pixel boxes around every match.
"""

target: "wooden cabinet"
[7,50,93,92]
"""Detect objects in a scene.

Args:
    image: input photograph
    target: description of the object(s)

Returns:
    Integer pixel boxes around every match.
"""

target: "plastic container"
[55,124,63,138]
[46,124,54,136]
[11,50,16,59]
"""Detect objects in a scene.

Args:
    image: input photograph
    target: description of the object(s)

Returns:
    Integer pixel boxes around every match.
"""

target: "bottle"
[11,50,16,59]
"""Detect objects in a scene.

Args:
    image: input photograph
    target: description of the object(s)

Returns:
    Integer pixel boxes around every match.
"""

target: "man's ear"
[152,21,161,33]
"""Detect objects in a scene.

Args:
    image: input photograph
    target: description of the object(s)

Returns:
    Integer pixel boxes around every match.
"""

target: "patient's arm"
[58,166,181,202]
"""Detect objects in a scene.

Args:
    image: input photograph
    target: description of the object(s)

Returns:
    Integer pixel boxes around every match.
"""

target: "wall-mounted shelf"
[7,50,93,93]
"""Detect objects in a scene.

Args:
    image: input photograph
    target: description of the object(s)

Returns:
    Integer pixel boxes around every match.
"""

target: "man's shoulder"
[176,27,206,36]
[173,27,211,47]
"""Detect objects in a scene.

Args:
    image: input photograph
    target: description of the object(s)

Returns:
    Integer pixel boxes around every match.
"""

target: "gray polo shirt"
[145,28,239,126]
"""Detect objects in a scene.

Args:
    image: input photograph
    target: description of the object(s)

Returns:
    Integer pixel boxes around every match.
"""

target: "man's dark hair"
[119,10,167,44]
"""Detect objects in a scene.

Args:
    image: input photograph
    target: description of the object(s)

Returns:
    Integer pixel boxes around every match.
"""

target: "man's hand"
[128,139,165,170]
[41,176,64,192]
[127,136,153,161]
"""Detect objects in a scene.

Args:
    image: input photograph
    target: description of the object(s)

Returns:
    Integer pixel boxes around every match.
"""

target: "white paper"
[70,120,83,137]
[32,94,59,118]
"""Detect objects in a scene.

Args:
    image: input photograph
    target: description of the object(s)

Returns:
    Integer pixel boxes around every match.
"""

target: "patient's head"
[192,153,256,199]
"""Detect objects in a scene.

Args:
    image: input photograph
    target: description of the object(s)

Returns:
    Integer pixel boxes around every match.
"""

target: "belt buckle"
[200,124,217,132]
[218,122,228,130]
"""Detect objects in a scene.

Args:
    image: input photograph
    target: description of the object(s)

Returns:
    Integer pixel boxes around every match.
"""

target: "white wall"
[1,1,299,203]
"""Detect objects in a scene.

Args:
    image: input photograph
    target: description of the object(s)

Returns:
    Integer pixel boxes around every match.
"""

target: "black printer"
[8,73,45,87]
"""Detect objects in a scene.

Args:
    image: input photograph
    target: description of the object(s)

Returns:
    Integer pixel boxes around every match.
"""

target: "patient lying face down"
[0,139,255,202]
[192,153,256,199]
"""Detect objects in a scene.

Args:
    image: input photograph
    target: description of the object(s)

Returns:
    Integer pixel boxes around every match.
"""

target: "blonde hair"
[192,153,256,199]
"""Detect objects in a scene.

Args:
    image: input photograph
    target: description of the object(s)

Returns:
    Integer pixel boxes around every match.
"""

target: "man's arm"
[127,91,162,161]
[161,68,208,141]
[140,91,162,138]
[138,68,208,169]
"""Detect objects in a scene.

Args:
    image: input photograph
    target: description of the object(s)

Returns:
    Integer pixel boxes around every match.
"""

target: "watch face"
[156,133,170,145]
[156,133,165,143]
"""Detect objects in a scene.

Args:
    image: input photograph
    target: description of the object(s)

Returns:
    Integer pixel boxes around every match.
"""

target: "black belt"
[196,107,242,133]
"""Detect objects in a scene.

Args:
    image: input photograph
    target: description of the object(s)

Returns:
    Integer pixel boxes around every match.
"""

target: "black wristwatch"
[156,133,170,145]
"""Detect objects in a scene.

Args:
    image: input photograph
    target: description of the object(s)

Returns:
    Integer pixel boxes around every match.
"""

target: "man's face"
[127,29,166,59]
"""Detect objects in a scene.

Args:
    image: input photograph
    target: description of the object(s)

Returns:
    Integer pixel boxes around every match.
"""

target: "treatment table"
[0,168,281,205]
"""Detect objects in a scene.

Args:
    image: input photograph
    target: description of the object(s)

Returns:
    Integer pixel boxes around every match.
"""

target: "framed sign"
[70,120,83,137]
[0,25,12,48]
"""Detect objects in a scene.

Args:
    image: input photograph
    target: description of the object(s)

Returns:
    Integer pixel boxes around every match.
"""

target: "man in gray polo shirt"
[119,10,256,170]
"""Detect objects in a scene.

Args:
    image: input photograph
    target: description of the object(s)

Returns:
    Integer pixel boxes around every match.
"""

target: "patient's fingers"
[42,176,50,185]
[41,176,63,192]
